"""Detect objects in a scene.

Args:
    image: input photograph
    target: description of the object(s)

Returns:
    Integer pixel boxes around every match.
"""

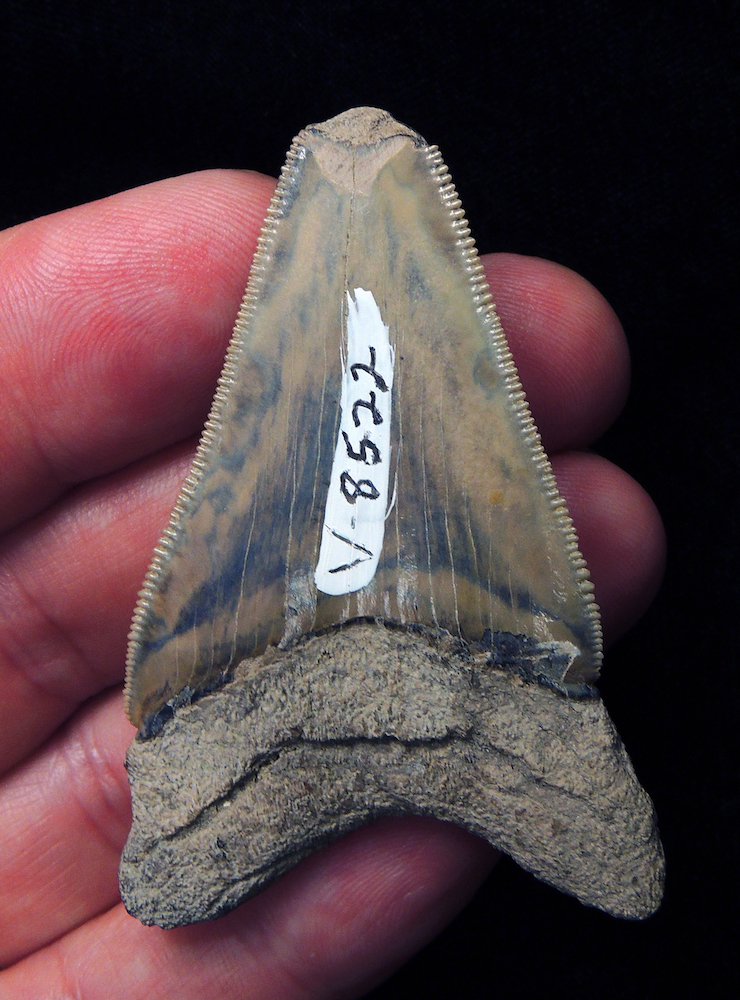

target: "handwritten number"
[315,291,393,595]
[352,390,383,427]
[343,349,384,498]
[340,472,380,505]
[351,347,389,392]
[342,430,381,465]
[325,529,373,574]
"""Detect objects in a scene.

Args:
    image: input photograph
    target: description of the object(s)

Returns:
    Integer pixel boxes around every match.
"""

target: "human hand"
[0,170,665,998]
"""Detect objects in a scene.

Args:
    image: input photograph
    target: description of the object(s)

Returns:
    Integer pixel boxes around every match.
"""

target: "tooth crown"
[124,108,602,733]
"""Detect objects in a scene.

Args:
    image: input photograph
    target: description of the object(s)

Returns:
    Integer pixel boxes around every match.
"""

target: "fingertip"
[0,169,277,532]
[251,817,498,998]
[552,452,666,644]
[484,253,631,452]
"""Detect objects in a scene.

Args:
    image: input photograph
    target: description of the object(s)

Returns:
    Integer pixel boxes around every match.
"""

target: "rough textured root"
[120,621,664,928]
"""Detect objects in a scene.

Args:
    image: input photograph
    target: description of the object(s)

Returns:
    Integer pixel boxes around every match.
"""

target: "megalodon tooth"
[119,108,664,927]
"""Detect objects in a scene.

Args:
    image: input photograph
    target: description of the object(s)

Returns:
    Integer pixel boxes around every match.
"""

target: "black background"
[1,1,738,997]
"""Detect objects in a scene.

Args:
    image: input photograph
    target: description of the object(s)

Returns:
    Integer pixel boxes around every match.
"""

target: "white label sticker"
[314,288,395,595]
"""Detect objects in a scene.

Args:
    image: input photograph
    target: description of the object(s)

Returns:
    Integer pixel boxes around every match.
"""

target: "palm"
[0,171,664,998]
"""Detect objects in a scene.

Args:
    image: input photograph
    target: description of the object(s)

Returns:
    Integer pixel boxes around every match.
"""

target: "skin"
[0,169,665,998]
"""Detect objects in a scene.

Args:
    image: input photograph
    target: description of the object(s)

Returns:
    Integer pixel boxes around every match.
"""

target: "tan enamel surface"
[125,109,601,729]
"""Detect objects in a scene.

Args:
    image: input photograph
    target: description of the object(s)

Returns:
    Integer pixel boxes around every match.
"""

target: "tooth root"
[124,107,602,733]
[120,622,664,926]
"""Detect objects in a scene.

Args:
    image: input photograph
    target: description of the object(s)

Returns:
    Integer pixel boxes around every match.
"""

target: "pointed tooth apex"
[123,106,602,732]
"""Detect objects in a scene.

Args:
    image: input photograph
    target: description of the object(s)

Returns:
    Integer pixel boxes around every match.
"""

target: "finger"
[0,425,657,779]
[0,691,134,967]
[0,689,495,991]
[0,398,662,780]
[0,169,276,534]
[2,825,494,999]
[0,442,193,773]
[551,452,666,643]
[0,453,662,964]
[0,176,624,537]
[484,253,631,454]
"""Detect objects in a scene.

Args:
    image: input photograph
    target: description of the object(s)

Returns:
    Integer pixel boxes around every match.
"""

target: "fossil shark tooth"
[119,108,664,926]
